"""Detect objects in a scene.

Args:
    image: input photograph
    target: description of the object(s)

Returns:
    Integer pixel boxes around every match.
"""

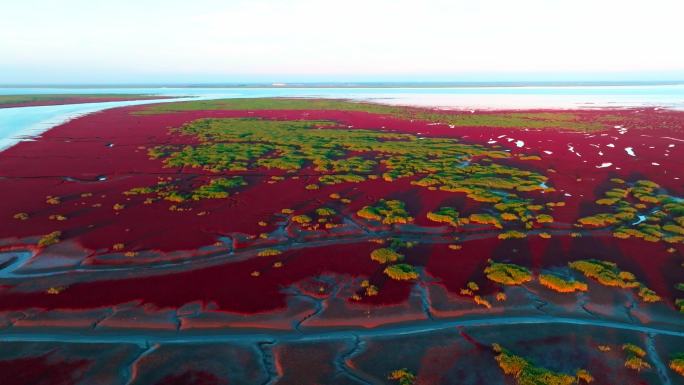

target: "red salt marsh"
[0,98,682,324]
[2,105,682,253]
[2,98,684,385]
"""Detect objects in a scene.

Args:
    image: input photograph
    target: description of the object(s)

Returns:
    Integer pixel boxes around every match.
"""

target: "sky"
[1,0,683,84]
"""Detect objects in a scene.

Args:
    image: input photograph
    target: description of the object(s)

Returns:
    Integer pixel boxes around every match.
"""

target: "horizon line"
[2,80,684,89]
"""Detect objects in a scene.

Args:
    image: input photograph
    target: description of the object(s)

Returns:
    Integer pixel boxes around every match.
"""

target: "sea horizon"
[2,80,684,89]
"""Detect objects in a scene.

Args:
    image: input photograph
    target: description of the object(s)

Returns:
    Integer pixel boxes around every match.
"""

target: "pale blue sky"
[1,0,683,84]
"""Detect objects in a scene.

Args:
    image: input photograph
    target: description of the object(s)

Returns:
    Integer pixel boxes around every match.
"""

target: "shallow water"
[2,84,684,108]
[0,94,232,151]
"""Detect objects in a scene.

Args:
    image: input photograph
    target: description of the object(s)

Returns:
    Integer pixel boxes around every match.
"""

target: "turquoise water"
[2,84,684,98]
[1,84,684,152]
[0,95,224,151]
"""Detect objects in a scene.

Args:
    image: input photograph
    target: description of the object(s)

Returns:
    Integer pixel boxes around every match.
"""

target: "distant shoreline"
[2,81,684,89]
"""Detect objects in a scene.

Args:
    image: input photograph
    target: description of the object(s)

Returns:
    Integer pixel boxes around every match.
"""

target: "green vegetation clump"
[384,264,419,281]
[637,285,661,303]
[426,207,465,227]
[136,116,557,221]
[386,238,417,250]
[577,179,684,244]
[493,200,554,230]
[191,177,247,200]
[536,214,554,223]
[291,215,312,224]
[314,156,376,173]
[284,206,345,231]
[388,368,416,385]
[578,214,620,227]
[677,299,684,313]
[485,260,532,286]
[539,273,588,293]
[314,207,336,216]
[469,213,503,229]
[622,344,651,372]
[670,353,684,377]
[357,199,414,225]
[318,174,366,185]
[257,249,281,257]
[622,343,646,357]
[570,259,661,303]
[126,177,246,202]
[370,248,404,264]
[161,142,274,172]
[38,231,61,247]
[492,344,592,385]
[575,370,594,384]
[137,98,606,131]
[568,259,639,289]
[498,230,527,240]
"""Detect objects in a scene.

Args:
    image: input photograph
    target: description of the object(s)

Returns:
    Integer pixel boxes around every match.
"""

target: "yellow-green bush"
[485,260,532,286]
[357,199,414,225]
[370,248,404,264]
[539,273,588,293]
[384,264,419,281]
[38,231,61,247]
[492,344,590,385]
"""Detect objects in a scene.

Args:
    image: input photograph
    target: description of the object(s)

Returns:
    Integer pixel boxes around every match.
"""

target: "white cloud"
[1,0,683,82]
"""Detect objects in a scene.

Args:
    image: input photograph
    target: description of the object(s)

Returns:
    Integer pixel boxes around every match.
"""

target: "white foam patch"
[606,143,615,148]
[515,140,524,148]
[543,150,553,155]
[652,162,660,166]
[596,162,613,168]
[625,147,635,157]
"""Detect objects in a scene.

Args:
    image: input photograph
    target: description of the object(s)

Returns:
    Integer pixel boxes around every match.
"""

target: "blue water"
[2,84,684,97]
[1,84,684,152]
[0,94,227,151]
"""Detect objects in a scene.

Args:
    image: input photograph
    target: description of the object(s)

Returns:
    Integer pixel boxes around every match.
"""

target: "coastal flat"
[1,98,683,384]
